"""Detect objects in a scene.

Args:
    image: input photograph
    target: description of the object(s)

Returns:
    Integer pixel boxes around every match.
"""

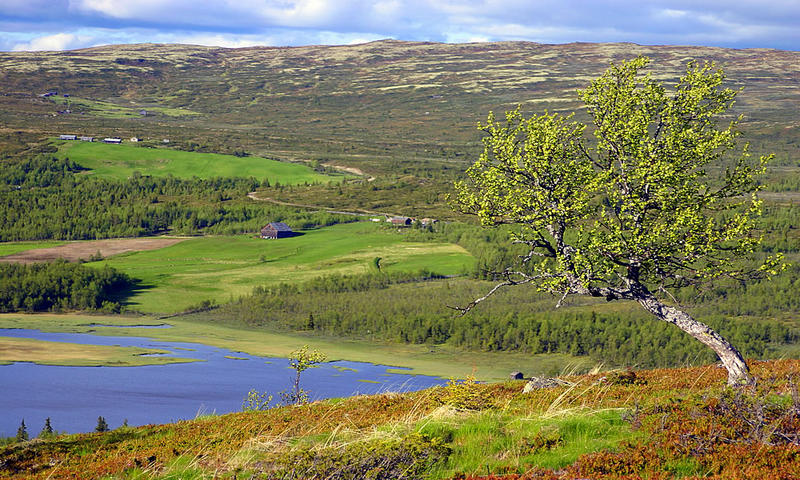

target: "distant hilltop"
[0,40,797,166]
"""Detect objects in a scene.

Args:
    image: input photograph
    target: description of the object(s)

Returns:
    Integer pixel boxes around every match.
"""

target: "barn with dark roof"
[260,222,293,239]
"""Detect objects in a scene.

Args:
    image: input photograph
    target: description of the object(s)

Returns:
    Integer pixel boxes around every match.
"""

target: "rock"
[522,376,574,393]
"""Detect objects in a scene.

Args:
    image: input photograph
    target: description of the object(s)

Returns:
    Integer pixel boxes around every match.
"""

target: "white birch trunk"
[636,294,753,386]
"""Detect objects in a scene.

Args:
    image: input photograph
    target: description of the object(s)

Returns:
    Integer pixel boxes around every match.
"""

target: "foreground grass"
[4,360,799,479]
[0,313,587,380]
[54,140,338,183]
[0,336,192,367]
[87,222,474,313]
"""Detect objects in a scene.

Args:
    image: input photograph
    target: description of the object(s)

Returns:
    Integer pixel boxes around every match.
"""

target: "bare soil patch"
[322,163,375,181]
[0,237,186,264]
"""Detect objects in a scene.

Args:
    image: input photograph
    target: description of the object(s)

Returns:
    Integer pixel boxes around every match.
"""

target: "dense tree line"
[399,212,799,281]
[251,270,446,297]
[210,272,799,370]
[0,260,131,312]
[677,263,800,317]
[0,156,353,241]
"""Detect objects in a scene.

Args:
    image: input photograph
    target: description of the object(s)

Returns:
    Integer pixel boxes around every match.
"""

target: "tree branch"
[448,273,537,316]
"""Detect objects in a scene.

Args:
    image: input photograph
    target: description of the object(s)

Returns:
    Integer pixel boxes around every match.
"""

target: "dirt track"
[0,237,186,264]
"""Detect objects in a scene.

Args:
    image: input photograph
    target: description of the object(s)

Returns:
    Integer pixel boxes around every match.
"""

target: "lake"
[0,328,448,437]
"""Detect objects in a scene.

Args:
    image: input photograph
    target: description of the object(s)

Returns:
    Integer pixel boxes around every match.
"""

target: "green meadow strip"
[54,140,340,183]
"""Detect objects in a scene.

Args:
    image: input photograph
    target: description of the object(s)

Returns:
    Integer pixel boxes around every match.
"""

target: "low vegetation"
[3,360,800,479]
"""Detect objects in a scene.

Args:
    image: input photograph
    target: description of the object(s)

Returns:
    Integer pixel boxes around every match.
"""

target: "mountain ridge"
[1,40,797,171]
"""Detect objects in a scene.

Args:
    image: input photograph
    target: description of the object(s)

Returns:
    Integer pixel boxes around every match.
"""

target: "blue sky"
[1,1,798,52]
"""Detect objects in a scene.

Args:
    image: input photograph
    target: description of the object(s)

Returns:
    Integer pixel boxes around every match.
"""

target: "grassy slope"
[4,359,799,479]
[87,222,474,313]
[54,140,337,183]
[0,314,588,380]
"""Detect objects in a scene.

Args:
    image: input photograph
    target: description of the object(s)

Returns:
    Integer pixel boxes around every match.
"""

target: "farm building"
[260,222,293,239]
[103,137,122,144]
[79,136,94,142]
[59,134,77,140]
[388,216,413,226]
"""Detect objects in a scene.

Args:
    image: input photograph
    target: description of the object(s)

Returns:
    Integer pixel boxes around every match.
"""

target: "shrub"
[265,433,450,479]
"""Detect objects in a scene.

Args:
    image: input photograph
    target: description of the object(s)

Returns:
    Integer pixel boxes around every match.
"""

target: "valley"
[1,39,799,478]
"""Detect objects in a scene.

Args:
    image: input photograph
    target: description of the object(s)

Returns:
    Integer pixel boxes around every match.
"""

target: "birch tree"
[454,56,784,385]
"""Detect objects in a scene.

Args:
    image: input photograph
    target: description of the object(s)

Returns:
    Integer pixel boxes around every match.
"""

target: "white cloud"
[657,9,689,19]
[72,0,183,18]
[316,31,385,45]
[142,28,384,48]
[12,32,94,51]
[0,1,798,51]
[167,33,267,48]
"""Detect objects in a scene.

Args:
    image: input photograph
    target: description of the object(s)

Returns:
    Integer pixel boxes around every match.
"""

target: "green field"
[88,222,474,313]
[0,314,588,380]
[0,240,64,257]
[54,140,339,182]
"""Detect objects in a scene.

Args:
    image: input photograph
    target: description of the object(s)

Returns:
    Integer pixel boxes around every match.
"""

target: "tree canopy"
[454,56,783,385]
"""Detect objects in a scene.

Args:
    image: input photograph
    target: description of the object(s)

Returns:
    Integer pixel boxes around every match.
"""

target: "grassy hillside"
[3,359,800,479]
[54,140,338,183]
[84,222,474,312]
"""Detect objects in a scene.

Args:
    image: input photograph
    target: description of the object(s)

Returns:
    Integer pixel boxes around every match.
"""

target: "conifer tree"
[39,417,54,438]
[95,416,109,433]
[15,420,28,442]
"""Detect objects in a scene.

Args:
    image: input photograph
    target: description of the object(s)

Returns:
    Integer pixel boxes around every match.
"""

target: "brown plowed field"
[0,237,185,263]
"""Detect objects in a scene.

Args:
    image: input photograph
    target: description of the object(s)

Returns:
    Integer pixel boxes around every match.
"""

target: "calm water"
[0,328,447,437]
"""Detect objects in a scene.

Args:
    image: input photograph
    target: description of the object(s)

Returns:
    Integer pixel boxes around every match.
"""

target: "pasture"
[87,222,475,313]
[54,141,340,183]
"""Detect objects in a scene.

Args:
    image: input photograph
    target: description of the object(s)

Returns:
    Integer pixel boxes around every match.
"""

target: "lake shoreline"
[0,312,591,381]
[0,326,449,437]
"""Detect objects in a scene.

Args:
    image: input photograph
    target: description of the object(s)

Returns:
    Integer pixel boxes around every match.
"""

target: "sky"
[0,0,798,52]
